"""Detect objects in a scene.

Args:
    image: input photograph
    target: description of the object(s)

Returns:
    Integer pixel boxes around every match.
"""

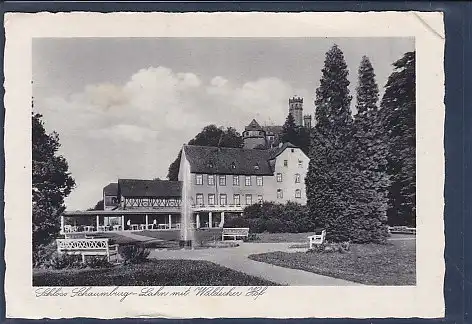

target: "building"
[242,96,312,150]
[60,142,309,234]
[178,142,309,229]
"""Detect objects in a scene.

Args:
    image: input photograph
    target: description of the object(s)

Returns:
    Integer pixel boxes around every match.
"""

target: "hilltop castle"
[242,96,312,149]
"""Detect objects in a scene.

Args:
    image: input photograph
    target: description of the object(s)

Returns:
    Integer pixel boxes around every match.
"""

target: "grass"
[33,259,279,286]
[248,239,416,285]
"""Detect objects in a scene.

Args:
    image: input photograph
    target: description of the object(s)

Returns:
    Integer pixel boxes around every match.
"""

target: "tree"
[88,199,104,211]
[281,113,311,155]
[306,44,357,242]
[380,52,416,226]
[352,56,389,243]
[281,113,298,144]
[167,125,244,180]
[32,113,75,250]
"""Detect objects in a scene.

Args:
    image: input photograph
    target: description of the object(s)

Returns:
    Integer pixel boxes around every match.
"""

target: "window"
[295,173,300,183]
[196,193,204,206]
[245,176,252,186]
[195,174,203,185]
[231,162,236,169]
[219,175,226,186]
[258,195,263,204]
[208,175,215,186]
[277,189,283,199]
[256,176,263,186]
[276,173,283,182]
[295,189,301,198]
[220,194,227,206]
[245,194,252,205]
[234,194,240,205]
[298,160,303,168]
[233,175,239,186]
[208,194,215,206]
[291,148,295,153]
[284,160,288,167]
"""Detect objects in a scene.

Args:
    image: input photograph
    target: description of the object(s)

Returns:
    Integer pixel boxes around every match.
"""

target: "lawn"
[33,259,278,286]
[248,239,416,285]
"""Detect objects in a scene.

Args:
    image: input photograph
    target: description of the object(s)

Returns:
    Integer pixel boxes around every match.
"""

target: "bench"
[222,227,250,241]
[308,230,326,248]
[56,238,119,262]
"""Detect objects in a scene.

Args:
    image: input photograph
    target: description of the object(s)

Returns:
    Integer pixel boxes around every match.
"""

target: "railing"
[57,238,109,250]
[388,226,416,235]
[56,238,118,262]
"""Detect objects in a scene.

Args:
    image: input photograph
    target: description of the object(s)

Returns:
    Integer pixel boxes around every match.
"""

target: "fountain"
[179,155,195,249]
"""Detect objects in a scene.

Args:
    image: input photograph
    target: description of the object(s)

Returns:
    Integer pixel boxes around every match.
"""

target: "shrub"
[33,242,58,268]
[307,241,351,254]
[48,252,83,269]
[243,233,260,242]
[118,244,150,264]
[85,256,113,269]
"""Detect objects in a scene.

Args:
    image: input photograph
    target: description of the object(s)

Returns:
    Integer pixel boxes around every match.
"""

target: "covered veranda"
[61,209,182,234]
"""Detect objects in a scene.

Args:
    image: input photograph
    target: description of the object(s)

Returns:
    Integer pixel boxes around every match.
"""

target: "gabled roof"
[245,119,263,131]
[269,142,301,159]
[183,145,274,175]
[118,179,182,198]
[103,183,118,196]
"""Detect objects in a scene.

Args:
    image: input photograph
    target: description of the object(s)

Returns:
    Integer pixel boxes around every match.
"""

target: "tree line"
[305,45,415,243]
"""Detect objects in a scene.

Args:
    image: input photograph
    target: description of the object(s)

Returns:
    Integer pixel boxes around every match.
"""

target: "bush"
[48,252,83,269]
[33,242,58,268]
[307,241,351,254]
[85,256,113,269]
[243,233,260,242]
[241,202,315,234]
[118,244,150,264]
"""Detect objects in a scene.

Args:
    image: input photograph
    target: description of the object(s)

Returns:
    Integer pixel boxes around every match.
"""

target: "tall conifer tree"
[352,56,389,243]
[380,52,416,226]
[306,44,355,242]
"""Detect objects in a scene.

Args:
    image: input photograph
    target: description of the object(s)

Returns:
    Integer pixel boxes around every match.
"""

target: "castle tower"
[303,115,312,128]
[243,119,267,149]
[289,96,303,126]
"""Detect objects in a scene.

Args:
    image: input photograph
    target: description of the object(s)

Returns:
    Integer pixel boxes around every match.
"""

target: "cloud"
[35,66,304,209]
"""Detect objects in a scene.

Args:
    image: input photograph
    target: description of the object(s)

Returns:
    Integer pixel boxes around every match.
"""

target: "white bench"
[222,227,250,241]
[308,230,326,248]
[56,238,119,262]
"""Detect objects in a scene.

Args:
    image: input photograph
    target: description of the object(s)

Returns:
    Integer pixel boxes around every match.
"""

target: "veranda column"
[60,215,65,234]
[121,215,125,231]
[220,212,225,228]
[96,215,100,231]
[196,213,200,229]
[168,214,172,229]
[145,214,149,229]
[209,212,213,228]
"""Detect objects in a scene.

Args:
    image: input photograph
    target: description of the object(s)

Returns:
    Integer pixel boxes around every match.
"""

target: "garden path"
[148,242,362,286]
[118,231,159,242]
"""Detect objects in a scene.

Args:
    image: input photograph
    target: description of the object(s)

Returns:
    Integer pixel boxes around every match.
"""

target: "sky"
[32,37,414,210]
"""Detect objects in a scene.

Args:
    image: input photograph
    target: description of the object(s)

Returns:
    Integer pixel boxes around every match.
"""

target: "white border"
[4,12,445,319]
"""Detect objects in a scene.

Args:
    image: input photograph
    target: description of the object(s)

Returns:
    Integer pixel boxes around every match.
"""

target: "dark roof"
[183,145,274,175]
[245,119,263,131]
[103,183,118,196]
[118,179,182,198]
[262,125,283,135]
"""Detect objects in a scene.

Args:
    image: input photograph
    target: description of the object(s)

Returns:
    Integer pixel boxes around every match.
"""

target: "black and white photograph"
[31,36,416,287]
[4,12,444,319]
